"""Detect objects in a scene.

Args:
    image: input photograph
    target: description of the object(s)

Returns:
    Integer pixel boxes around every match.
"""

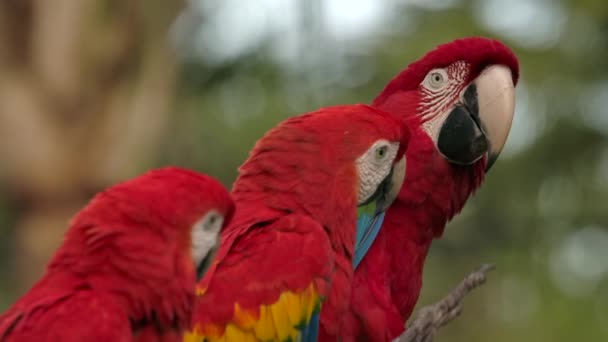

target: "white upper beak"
[476,64,516,166]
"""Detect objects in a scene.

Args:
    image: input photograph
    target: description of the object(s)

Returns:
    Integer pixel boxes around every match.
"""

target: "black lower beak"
[486,152,500,171]
[196,246,218,280]
[360,168,394,215]
[359,156,405,215]
[437,84,490,166]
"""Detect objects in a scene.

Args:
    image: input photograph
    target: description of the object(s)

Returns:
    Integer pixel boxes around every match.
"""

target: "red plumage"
[188,105,408,341]
[342,37,520,341]
[373,37,519,107]
[0,167,234,342]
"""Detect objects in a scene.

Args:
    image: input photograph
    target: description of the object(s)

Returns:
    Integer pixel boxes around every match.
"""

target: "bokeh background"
[0,0,606,341]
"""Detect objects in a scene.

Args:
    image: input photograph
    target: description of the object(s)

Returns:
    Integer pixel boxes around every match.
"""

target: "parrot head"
[233,105,409,242]
[84,167,235,280]
[52,167,234,329]
[373,36,519,171]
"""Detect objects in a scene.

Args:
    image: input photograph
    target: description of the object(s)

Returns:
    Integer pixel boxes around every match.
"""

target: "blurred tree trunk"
[0,0,183,290]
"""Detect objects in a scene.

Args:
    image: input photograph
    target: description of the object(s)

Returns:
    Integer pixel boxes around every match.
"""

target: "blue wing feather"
[353,212,386,269]
[300,312,320,342]
[297,210,385,341]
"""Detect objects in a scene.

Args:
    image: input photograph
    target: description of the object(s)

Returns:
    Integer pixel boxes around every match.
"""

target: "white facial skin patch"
[418,62,515,161]
[191,210,224,268]
[356,140,400,204]
[419,62,469,142]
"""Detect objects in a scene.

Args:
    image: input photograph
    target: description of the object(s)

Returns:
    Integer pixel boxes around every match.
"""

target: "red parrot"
[185,105,410,342]
[344,37,520,341]
[0,167,234,342]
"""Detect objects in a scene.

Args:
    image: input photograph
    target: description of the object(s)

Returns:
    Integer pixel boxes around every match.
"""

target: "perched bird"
[0,167,234,342]
[344,37,519,341]
[185,105,410,342]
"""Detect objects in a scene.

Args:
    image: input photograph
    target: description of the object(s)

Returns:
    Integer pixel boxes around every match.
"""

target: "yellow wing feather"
[252,306,276,340]
[271,294,294,341]
[186,283,321,342]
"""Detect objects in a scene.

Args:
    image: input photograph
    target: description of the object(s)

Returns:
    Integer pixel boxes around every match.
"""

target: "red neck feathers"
[388,124,485,241]
[373,91,486,240]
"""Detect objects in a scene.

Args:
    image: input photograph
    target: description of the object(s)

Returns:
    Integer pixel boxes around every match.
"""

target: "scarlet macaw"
[0,167,234,342]
[185,105,410,342]
[345,37,520,341]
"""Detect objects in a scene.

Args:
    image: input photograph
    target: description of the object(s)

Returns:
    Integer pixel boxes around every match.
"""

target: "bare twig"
[396,264,496,342]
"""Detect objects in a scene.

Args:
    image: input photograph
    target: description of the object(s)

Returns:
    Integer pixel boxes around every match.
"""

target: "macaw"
[184,105,410,342]
[344,37,520,341]
[0,167,235,342]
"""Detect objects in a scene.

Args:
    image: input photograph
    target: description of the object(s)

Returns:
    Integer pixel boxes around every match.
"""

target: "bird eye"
[375,145,388,161]
[356,140,400,205]
[191,210,224,278]
[203,213,221,232]
[432,73,443,83]
[424,69,448,90]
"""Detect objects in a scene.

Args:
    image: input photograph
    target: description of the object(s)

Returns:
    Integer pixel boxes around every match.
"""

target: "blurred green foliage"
[1,0,607,340]
[161,0,608,340]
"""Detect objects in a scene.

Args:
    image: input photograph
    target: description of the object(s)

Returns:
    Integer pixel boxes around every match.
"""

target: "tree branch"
[396,264,496,342]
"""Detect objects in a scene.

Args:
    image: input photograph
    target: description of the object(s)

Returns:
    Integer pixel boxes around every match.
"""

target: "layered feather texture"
[0,167,234,342]
[342,37,520,341]
[187,105,408,342]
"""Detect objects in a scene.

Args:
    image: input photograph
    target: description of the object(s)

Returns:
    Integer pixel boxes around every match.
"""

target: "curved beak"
[437,65,516,171]
[379,156,406,212]
[196,245,218,280]
[358,156,406,214]
[353,156,406,268]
